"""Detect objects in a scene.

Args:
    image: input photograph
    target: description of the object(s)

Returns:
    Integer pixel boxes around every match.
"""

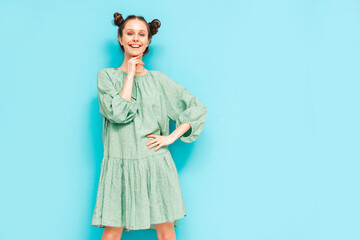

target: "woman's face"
[119,19,151,56]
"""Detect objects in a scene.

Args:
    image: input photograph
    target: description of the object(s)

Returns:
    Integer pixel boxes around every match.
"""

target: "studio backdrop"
[0,0,359,240]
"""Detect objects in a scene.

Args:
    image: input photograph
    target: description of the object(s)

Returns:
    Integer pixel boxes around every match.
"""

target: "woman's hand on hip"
[146,134,176,151]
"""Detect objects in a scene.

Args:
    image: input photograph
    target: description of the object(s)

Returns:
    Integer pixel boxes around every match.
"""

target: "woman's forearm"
[120,74,135,101]
[169,122,191,142]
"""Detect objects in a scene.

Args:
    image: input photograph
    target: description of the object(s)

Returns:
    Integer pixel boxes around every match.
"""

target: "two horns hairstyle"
[114,13,161,35]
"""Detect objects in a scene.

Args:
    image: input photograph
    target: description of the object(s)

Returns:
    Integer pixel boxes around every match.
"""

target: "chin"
[129,51,144,56]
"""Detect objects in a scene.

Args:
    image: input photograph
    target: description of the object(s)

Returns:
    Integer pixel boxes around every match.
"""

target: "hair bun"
[113,12,125,27]
[148,19,161,35]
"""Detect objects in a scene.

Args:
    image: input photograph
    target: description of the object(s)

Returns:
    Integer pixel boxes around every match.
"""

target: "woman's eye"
[127,33,145,36]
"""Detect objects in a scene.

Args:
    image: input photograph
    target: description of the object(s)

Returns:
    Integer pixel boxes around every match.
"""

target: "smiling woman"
[91,12,207,240]
[116,13,160,57]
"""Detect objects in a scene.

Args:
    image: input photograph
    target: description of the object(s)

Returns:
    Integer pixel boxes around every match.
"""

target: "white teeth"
[130,45,140,47]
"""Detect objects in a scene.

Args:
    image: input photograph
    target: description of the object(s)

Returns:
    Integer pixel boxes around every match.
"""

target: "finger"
[133,54,143,59]
[148,139,158,147]
[133,60,144,65]
[129,59,143,64]
[154,144,162,151]
[146,134,156,138]
[129,56,143,61]
[146,139,156,146]
[148,142,159,149]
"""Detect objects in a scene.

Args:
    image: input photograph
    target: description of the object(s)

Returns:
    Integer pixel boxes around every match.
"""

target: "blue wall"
[1,0,359,239]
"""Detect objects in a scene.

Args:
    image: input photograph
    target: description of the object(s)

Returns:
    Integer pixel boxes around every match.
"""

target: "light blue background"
[1,0,359,239]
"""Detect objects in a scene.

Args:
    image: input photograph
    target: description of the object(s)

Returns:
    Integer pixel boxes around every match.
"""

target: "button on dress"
[91,68,207,232]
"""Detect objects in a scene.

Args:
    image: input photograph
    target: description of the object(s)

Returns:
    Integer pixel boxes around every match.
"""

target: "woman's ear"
[118,36,123,46]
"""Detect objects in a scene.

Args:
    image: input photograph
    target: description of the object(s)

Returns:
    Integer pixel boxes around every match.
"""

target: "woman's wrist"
[168,134,177,143]
[126,74,135,80]
[169,123,191,142]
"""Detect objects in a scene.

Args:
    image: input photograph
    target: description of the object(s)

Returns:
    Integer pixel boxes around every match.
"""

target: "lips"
[129,44,141,48]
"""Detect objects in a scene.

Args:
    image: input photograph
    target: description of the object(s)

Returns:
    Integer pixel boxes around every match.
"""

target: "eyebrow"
[125,28,146,31]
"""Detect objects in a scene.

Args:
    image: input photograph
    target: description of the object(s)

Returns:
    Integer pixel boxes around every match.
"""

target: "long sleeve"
[159,72,207,143]
[97,69,139,124]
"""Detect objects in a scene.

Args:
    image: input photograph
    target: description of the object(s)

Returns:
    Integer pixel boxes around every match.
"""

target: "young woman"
[91,12,207,240]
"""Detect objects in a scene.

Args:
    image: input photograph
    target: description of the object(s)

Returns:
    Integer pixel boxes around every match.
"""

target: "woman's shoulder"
[96,68,123,86]
[99,67,124,75]
[148,70,173,86]
[97,68,113,78]
[150,70,177,83]
[97,68,126,82]
[150,70,167,78]
[151,71,186,92]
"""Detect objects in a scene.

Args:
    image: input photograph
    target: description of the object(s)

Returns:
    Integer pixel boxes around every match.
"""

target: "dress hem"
[91,213,187,232]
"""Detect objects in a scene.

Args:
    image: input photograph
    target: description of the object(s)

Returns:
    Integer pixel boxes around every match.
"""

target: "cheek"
[123,36,131,43]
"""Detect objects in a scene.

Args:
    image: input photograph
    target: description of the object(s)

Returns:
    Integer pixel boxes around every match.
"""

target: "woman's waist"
[103,146,170,160]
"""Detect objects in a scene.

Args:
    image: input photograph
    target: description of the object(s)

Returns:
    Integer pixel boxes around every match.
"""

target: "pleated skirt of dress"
[91,151,187,232]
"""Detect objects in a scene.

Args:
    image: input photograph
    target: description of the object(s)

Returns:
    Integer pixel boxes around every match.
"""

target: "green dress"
[91,68,207,232]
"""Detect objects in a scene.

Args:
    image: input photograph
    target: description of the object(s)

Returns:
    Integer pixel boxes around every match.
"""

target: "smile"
[129,44,141,48]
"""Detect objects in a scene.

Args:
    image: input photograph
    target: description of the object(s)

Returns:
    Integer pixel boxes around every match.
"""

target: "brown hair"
[113,13,161,56]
